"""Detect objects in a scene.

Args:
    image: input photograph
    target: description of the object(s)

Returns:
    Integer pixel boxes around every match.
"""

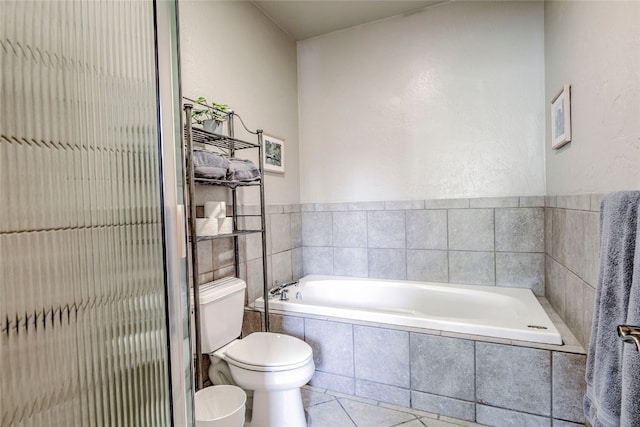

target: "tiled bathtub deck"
[303,385,485,427]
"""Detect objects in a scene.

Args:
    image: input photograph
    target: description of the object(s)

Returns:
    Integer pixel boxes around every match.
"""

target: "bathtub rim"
[248,280,585,355]
[246,303,584,355]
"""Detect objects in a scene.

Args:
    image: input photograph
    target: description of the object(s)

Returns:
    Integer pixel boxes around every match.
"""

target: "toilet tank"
[197,277,247,353]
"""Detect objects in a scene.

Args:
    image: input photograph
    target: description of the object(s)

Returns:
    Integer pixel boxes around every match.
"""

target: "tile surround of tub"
[299,196,547,294]
[333,247,368,277]
[407,249,449,282]
[354,325,410,387]
[196,195,595,351]
[241,308,586,425]
[495,207,545,252]
[295,194,599,350]
[476,405,552,426]
[194,197,549,301]
[448,209,495,251]
[406,209,448,250]
[545,193,601,349]
[368,248,407,279]
[410,334,475,401]
[476,342,552,416]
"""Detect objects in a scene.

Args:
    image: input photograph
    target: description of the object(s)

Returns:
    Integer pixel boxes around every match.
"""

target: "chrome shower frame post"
[257,130,270,332]
[183,103,204,391]
[228,112,240,278]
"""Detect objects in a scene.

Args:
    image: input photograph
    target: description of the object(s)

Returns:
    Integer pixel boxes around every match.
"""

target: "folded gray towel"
[227,158,261,184]
[584,191,640,427]
[192,149,229,180]
[620,201,640,427]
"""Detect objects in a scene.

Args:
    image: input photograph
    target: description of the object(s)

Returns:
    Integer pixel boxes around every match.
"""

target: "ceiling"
[252,0,447,41]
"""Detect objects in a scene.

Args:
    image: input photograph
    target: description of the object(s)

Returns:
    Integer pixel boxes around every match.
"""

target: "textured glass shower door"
[1,1,174,425]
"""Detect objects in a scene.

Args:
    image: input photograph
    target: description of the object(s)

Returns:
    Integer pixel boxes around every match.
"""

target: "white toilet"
[198,277,315,427]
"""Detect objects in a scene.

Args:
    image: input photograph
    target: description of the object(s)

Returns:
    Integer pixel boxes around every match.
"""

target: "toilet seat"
[224,332,313,372]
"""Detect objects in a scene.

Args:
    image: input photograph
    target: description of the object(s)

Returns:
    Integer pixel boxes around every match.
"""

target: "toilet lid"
[224,332,313,372]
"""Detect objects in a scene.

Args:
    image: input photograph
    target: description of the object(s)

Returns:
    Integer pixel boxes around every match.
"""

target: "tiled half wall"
[195,194,601,349]
[545,194,601,349]
[300,196,546,295]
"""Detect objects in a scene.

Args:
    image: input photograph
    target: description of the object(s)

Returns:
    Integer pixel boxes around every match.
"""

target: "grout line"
[473,340,477,423]
[335,396,358,426]
[303,316,307,343]
[447,249,503,254]
[351,323,356,381]
[303,396,337,409]
[408,332,413,410]
[330,211,334,275]
[404,210,408,280]
[304,381,493,426]
[364,211,369,278]
[339,393,426,422]
[493,208,497,285]
[549,350,554,421]
[389,417,422,427]
[447,209,451,283]
[366,211,371,278]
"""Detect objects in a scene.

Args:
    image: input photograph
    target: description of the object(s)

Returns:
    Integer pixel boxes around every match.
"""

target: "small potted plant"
[192,96,230,134]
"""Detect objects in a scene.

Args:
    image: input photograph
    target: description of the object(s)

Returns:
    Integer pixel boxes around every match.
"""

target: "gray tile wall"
[196,196,553,303]
[301,196,546,294]
[245,311,586,425]
[545,194,600,349]
[222,194,594,425]
[196,194,599,350]
[291,193,600,349]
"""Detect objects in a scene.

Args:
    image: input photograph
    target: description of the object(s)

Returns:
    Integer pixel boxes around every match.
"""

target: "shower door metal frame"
[155,0,194,425]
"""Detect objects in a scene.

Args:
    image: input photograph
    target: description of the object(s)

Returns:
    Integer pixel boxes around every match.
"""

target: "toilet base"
[245,388,306,427]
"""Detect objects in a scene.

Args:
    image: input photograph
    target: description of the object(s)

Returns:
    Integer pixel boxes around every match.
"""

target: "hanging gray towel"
[192,148,229,180]
[620,201,640,427]
[584,191,640,427]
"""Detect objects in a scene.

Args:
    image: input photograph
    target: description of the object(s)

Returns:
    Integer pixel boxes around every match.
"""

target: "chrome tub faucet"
[268,280,299,301]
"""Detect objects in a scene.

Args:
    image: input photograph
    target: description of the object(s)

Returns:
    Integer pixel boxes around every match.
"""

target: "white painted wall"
[180,1,300,204]
[297,1,545,203]
[545,2,640,195]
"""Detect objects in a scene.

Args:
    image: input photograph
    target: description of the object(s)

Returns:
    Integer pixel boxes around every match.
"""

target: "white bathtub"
[254,275,563,345]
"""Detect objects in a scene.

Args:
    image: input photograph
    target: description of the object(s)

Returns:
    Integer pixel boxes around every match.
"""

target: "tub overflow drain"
[527,325,548,330]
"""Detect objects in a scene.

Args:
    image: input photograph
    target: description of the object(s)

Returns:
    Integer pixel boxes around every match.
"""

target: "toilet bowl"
[197,278,315,427]
[211,332,315,427]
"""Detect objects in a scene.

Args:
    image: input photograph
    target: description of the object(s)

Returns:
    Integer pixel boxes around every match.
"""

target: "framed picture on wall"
[551,84,571,149]
[263,134,285,173]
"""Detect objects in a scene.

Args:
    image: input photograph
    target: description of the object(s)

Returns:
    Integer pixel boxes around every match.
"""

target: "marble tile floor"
[301,385,485,427]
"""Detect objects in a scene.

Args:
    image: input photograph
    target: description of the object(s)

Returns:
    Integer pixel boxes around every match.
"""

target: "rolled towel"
[218,217,233,234]
[192,148,229,180]
[227,158,261,183]
[584,191,640,427]
[195,218,218,237]
[204,201,226,219]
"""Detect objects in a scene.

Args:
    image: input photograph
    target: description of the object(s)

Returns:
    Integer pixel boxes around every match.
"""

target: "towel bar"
[617,325,640,352]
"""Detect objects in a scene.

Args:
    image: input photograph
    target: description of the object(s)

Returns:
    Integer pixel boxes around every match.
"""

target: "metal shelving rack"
[183,100,270,391]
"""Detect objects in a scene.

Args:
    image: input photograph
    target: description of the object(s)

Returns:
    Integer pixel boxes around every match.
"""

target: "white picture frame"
[551,84,571,149]
[263,134,285,173]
